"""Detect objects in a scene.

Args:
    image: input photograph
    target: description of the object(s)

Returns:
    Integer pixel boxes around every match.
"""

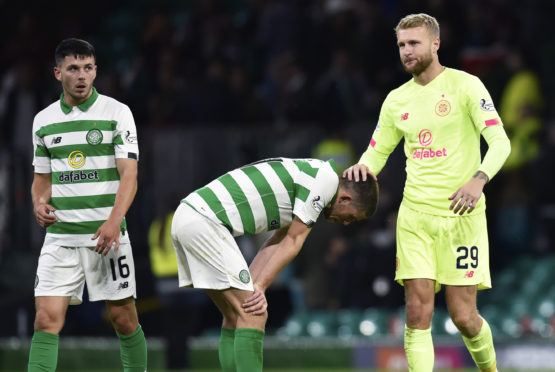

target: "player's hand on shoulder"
[342,164,376,182]
[92,219,122,256]
[34,203,58,228]
[242,283,268,316]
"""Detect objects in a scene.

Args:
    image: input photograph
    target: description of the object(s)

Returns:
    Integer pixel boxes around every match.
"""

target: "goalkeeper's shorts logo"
[239,269,251,284]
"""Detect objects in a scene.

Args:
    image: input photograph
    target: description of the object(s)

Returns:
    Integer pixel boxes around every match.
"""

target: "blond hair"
[395,13,440,38]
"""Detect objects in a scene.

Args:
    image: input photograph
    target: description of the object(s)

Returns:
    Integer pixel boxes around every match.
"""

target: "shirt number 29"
[456,246,478,269]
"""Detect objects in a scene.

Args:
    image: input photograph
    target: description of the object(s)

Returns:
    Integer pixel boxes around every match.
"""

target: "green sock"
[219,328,236,372]
[28,330,59,372]
[117,325,148,372]
[404,325,434,372]
[234,328,264,372]
[462,318,496,371]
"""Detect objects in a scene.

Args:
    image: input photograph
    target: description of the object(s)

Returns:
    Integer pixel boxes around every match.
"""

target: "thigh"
[437,212,491,289]
[35,244,86,305]
[171,203,253,291]
[81,244,137,302]
[395,205,441,292]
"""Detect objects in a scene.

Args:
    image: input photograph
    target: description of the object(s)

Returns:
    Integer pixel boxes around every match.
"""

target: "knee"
[237,308,268,330]
[222,312,238,329]
[450,310,478,333]
[405,299,434,328]
[109,310,138,335]
[34,309,64,334]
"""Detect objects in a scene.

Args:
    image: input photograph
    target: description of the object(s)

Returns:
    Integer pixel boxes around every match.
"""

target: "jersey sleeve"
[465,75,503,131]
[114,105,139,161]
[464,75,511,180]
[32,116,51,174]
[292,164,339,227]
[478,125,511,180]
[358,96,403,175]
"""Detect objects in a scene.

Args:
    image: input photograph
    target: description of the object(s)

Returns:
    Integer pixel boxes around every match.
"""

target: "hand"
[448,177,486,215]
[342,164,377,182]
[242,283,268,316]
[34,203,58,228]
[92,219,122,256]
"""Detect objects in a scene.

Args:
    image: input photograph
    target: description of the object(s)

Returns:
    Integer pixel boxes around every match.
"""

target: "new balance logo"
[401,113,409,120]
[117,281,129,290]
[464,270,474,278]
[51,136,62,144]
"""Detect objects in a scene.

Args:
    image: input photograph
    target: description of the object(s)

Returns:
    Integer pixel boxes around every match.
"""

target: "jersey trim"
[60,87,99,114]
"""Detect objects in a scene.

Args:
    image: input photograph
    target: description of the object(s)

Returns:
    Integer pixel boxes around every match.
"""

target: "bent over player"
[345,14,510,372]
[29,39,147,371]
[171,157,378,372]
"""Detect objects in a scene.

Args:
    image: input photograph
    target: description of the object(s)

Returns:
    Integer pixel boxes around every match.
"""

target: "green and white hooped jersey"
[32,88,139,247]
[183,158,339,236]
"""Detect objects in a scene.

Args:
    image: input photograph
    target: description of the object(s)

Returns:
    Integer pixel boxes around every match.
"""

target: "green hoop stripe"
[35,145,50,157]
[47,219,126,235]
[48,144,115,159]
[50,194,116,210]
[294,160,319,178]
[196,187,233,232]
[218,174,256,235]
[268,161,295,206]
[241,166,281,231]
[36,120,117,138]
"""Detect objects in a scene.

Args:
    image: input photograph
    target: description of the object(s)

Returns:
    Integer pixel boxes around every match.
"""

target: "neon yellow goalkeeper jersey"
[360,68,504,216]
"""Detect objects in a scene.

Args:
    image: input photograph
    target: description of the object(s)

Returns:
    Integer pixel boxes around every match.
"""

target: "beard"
[402,52,433,76]
[323,207,331,219]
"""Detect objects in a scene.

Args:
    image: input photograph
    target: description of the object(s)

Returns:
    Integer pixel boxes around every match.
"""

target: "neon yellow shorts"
[395,203,491,291]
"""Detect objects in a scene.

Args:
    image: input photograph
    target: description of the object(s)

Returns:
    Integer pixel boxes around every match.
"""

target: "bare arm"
[31,173,57,228]
[251,217,311,291]
[93,158,138,255]
[243,217,311,315]
[248,226,289,282]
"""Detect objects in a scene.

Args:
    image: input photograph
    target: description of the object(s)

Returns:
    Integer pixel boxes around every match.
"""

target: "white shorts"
[34,243,137,305]
[171,203,254,291]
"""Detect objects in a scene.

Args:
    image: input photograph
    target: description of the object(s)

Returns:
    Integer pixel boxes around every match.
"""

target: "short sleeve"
[292,163,339,227]
[32,116,51,174]
[114,105,139,161]
[465,75,504,131]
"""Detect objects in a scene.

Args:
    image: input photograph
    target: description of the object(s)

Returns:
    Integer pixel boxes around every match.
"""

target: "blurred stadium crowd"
[0,0,554,367]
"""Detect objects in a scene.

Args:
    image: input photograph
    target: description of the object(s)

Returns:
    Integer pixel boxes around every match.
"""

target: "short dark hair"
[339,176,379,217]
[55,38,96,66]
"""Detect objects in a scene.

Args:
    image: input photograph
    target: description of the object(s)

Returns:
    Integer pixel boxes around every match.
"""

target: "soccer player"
[29,39,147,372]
[171,157,378,372]
[344,14,510,372]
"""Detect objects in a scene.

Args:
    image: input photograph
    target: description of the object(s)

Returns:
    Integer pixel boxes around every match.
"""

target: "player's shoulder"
[96,93,131,112]
[385,78,415,102]
[445,67,481,83]
[33,100,61,128]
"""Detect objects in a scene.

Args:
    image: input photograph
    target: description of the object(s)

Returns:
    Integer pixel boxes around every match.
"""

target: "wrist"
[253,282,266,292]
[473,170,489,184]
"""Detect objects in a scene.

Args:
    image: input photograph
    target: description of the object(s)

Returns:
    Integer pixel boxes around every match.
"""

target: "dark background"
[0,0,553,366]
